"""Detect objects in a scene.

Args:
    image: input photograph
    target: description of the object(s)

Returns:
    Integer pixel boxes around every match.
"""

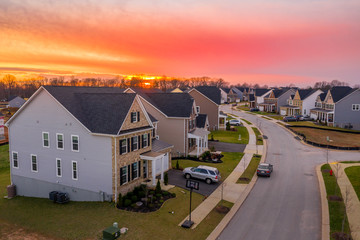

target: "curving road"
[218,105,360,240]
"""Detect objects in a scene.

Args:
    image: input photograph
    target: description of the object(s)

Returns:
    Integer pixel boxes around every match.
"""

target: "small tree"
[176,160,179,170]
[156,179,162,194]
[164,172,169,185]
[226,121,231,131]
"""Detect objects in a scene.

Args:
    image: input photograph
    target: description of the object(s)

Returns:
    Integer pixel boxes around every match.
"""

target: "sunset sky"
[1,0,359,87]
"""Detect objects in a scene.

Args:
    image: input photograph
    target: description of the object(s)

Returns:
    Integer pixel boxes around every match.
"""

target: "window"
[31,154,37,172]
[57,133,64,150]
[119,139,127,155]
[131,112,140,123]
[71,135,79,152]
[352,104,360,111]
[131,136,138,151]
[42,132,49,148]
[196,106,200,114]
[142,134,148,148]
[56,158,62,177]
[120,166,127,185]
[131,162,138,180]
[72,161,78,180]
[12,151,18,168]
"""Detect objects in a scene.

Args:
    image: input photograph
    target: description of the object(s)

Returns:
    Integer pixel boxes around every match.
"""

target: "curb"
[206,118,268,240]
[316,164,330,240]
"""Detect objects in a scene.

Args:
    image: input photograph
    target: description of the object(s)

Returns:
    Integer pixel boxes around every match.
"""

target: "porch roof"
[259,103,275,106]
[310,108,334,113]
[281,105,300,109]
[188,128,210,138]
[140,151,164,160]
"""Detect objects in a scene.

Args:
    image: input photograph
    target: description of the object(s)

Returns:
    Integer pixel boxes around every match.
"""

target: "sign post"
[181,179,200,228]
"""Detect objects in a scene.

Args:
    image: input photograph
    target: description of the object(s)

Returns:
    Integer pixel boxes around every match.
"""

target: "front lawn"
[237,154,261,184]
[269,115,284,120]
[173,152,244,181]
[289,127,360,148]
[321,164,351,239]
[0,144,232,240]
[252,127,263,145]
[241,118,252,125]
[237,106,250,111]
[288,121,360,133]
[210,126,249,144]
[344,166,360,201]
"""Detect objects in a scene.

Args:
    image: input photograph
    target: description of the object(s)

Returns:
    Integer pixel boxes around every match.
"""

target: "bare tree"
[2,74,17,99]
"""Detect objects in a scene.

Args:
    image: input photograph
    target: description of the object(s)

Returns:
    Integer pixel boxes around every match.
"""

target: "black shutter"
[138,161,141,178]
[120,167,124,185]
[127,138,131,152]
[119,140,123,155]
[138,136,141,149]
[128,165,131,182]
[137,111,140,121]
[148,133,150,146]
[130,112,133,123]
[141,135,144,148]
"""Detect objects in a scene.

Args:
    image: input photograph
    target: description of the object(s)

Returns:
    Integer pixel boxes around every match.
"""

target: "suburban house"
[0,112,4,140]
[240,87,254,101]
[219,88,230,103]
[258,88,296,113]
[230,87,244,102]
[6,86,173,202]
[253,88,272,108]
[8,96,26,108]
[187,86,224,130]
[310,86,360,130]
[280,89,323,116]
[125,88,209,157]
[248,94,256,108]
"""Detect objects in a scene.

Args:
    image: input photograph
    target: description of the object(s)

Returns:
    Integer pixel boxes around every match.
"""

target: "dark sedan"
[283,115,297,122]
[257,163,273,177]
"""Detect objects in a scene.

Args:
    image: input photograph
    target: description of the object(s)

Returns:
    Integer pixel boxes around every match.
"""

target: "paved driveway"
[167,169,220,196]
[208,141,246,152]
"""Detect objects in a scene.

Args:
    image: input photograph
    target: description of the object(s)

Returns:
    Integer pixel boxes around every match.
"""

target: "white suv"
[183,165,221,184]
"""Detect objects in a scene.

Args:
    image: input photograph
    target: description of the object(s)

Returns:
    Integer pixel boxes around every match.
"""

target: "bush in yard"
[156,193,162,199]
[149,190,155,195]
[117,193,123,207]
[156,179,162,194]
[162,191,169,196]
[148,203,154,208]
[159,199,164,203]
[210,134,214,141]
[176,160,179,170]
[126,192,134,199]
[131,195,138,203]
[164,172,168,185]
[226,121,231,130]
[123,199,132,207]
[137,191,145,198]
[171,193,176,198]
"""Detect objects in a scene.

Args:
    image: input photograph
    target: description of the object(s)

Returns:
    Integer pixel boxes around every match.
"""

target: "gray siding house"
[8,96,26,108]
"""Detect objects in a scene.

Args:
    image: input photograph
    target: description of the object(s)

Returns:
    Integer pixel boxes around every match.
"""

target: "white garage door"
[280,110,286,116]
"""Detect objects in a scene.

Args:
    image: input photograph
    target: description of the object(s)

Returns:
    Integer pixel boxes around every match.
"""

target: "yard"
[269,115,284,120]
[210,126,249,144]
[241,118,252,125]
[344,166,360,201]
[172,152,244,181]
[289,127,360,148]
[237,154,261,184]
[0,145,232,240]
[252,127,263,145]
[321,164,351,239]
[288,121,360,133]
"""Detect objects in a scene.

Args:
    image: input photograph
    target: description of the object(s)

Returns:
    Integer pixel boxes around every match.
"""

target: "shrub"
[210,134,214,141]
[171,193,176,198]
[131,203,137,208]
[148,203,154,208]
[176,160,179,170]
[209,146,216,152]
[164,172,168,185]
[133,186,141,195]
[226,121,231,130]
[149,190,155,195]
[137,191,145,198]
[131,195,138,203]
[155,179,162,194]
[156,193,162,199]
[126,192,134,199]
[117,193,123,207]
[162,191,169,196]
[123,199,132,207]
[159,199,164,203]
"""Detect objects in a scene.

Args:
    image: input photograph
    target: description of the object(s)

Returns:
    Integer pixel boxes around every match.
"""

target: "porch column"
[205,135,208,148]
[200,137,203,154]
[196,137,200,157]
[161,158,164,182]
[152,160,156,186]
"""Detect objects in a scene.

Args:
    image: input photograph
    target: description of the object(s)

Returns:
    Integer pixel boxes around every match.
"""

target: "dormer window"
[131,112,140,123]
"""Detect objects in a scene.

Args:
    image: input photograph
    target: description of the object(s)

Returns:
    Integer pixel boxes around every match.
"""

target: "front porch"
[259,103,275,112]
[280,105,300,116]
[219,112,227,130]
[310,108,334,124]
[188,128,210,157]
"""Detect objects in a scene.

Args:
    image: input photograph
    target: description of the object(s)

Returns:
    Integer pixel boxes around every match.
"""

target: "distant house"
[6,86,173,202]
[310,86,360,130]
[8,96,26,108]
[253,89,272,108]
[248,94,256,108]
[125,88,209,157]
[280,89,323,116]
[219,88,230,103]
[259,88,296,113]
[230,87,244,102]
[187,86,224,130]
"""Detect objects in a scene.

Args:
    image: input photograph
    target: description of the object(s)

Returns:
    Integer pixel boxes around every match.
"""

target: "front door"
[143,160,148,178]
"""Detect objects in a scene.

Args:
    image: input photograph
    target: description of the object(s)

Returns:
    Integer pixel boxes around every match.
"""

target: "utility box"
[103,226,120,240]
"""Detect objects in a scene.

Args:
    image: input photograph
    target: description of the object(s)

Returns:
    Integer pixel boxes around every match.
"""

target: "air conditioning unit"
[155,135,159,140]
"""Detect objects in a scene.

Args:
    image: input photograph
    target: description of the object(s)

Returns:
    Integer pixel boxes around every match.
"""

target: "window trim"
[196,106,200,114]
[56,133,64,150]
[56,158,62,177]
[143,134,148,148]
[72,161,78,180]
[132,136,138,151]
[131,112,138,123]
[31,154,38,173]
[12,151,19,169]
[120,165,128,186]
[42,132,50,148]
[120,139,127,155]
[131,162,139,180]
[352,104,360,111]
[71,135,79,152]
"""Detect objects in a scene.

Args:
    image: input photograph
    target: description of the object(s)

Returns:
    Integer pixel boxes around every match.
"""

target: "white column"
[152,160,156,186]
[161,157,164,182]
[196,137,200,157]
[200,137,203,154]
[205,135,208,148]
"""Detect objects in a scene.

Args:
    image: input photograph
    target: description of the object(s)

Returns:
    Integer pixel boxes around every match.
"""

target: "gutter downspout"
[114,137,117,204]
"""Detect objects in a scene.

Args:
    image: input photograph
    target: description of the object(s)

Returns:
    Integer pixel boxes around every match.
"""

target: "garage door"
[280,110,286,116]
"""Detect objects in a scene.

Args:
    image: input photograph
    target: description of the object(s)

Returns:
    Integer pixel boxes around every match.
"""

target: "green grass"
[241,118,252,125]
[269,115,284,120]
[237,154,261,184]
[0,145,232,240]
[341,161,360,164]
[252,111,276,116]
[321,164,351,239]
[261,116,272,120]
[226,116,235,120]
[173,152,244,181]
[252,127,263,145]
[0,145,9,173]
[237,106,250,111]
[288,121,360,133]
[344,166,360,201]
[210,126,249,144]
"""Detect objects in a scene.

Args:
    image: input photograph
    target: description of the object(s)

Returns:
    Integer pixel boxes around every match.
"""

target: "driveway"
[167,169,220,196]
[208,141,246,152]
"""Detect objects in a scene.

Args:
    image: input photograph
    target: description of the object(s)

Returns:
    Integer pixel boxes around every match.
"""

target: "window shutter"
[128,165,131,182]
[141,135,144,148]
[127,138,131,152]
[138,161,141,178]
[138,136,141,149]
[137,111,140,122]
[119,140,123,155]
[148,133,150,145]
[130,113,133,123]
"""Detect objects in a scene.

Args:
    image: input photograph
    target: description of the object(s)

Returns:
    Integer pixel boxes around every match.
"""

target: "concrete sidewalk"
[330,163,360,240]
[178,115,263,229]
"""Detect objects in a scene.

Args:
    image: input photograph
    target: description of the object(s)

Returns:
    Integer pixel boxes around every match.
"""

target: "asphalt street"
[208,141,246,153]
[218,105,360,240]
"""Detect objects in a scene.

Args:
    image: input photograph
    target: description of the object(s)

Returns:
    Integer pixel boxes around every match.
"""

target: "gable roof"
[254,88,271,97]
[43,86,137,135]
[220,87,230,94]
[329,86,356,102]
[272,88,292,98]
[319,92,326,101]
[194,86,221,105]
[298,89,317,100]
[8,96,23,101]
[148,113,158,123]
[196,114,208,128]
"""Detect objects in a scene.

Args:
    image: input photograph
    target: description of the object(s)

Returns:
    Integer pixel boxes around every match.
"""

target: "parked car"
[294,114,304,121]
[283,115,297,122]
[257,163,273,177]
[302,115,313,121]
[250,108,259,112]
[228,119,242,126]
[232,103,237,106]
[183,165,221,184]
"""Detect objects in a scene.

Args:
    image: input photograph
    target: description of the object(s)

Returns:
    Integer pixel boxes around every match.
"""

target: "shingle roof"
[146,93,194,118]
[194,86,221,105]
[272,88,291,98]
[298,89,317,100]
[43,86,135,134]
[319,92,326,101]
[221,87,231,94]
[254,88,271,97]
[152,139,174,152]
[148,113,158,123]
[8,96,22,101]
[329,86,355,102]
[196,114,208,128]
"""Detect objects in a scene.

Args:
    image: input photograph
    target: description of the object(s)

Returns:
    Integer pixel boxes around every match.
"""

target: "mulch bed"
[238,177,250,182]
[328,195,343,201]
[215,205,230,214]
[331,232,352,240]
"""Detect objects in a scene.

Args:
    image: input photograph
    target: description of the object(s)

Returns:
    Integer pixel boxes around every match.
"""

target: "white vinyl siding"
[56,158,62,177]
[72,161,78,180]
[31,154,38,172]
[42,132,50,148]
[56,133,64,150]
[12,151,18,168]
[71,135,79,152]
